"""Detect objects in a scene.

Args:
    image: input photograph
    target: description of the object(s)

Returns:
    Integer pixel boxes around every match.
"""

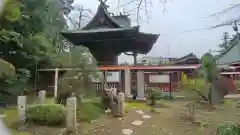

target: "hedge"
[27,104,65,126]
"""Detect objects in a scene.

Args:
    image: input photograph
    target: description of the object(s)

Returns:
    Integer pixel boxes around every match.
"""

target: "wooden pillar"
[118,70,121,92]
[54,68,59,98]
[136,71,145,100]
[102,70,108,90]
[133,52,137,66]
[119,70,125,93]
[169,73,173,99]
[124,69,132,98]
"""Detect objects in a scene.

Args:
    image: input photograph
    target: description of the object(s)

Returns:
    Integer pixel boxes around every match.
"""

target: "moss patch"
[125,102,150,112]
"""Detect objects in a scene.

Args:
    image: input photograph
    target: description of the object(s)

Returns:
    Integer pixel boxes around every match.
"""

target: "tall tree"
[201,53,218,104]
[218,32,230,52]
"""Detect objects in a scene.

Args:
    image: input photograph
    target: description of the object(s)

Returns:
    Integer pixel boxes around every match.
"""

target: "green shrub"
[149,90,162,105]
[153,90,162,100]
[27,104,65,126]
[77,100,104,122]
[216,121,240,135]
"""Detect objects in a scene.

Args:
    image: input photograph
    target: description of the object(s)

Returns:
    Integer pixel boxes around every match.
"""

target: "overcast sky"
[74,0,239,63]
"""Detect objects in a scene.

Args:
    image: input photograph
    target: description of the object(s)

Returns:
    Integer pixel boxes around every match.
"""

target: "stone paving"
[81,109,154,135]
[81,102,202,135]
[80,108,171,135]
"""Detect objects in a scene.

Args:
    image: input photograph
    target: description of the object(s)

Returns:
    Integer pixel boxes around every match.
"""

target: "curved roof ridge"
[216,34,240,58]
[81,3,125,30]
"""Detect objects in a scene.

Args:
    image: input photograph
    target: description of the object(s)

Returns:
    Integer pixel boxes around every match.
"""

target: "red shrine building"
[38,1,240,99]
[37,2,202,99]
[216,32,240,93]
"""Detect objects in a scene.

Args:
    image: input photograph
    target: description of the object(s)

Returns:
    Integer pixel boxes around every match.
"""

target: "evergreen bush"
[27,104,65,126]
[216,121,240,135]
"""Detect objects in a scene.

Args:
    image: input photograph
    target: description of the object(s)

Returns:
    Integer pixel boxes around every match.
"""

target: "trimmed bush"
[149,90,162,105]
[217,121,240,135]
[27,104,65,126]
[77,100,104,122]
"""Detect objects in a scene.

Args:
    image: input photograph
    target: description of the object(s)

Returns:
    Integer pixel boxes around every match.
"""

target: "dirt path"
[80,102,203,135]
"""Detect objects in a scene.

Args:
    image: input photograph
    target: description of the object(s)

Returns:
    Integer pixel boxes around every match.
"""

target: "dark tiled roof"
[81,3,126,30]
[61,2,159,54]
[173,53,199,64]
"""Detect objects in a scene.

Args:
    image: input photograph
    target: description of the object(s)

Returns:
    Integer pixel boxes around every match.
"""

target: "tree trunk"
[196,89,208,101]
[208,84,212,104]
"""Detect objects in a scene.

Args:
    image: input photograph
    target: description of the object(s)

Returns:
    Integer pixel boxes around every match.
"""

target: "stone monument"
[118,92,125,117]
[66,97,77,133]
[38,90,46,104]
[17,96,26,124]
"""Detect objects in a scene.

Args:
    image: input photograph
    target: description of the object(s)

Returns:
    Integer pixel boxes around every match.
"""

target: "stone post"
[38,90,46,104]
[136,71,146,100]
[109,88,117,115]
[17,96,26,124]
[112,88,117,96]
[66,97,77,133]
[54,68,59,98]
[118,92,125,117]
[0,0,7,16]
[124,69,132,98]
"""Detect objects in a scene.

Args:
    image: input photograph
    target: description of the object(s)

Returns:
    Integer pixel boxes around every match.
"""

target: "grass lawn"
[125,101,151,112]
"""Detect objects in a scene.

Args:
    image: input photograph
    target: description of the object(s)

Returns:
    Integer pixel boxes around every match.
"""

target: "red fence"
[93,82,179,93]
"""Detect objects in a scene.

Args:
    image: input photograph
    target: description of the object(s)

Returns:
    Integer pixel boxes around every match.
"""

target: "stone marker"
[66,97,77,133]
[109,88,117,115]
[17,96,26,124]
[0,115,11,135]
[118,92,125,117]
[38,90,46,104]
[112,88,117,96]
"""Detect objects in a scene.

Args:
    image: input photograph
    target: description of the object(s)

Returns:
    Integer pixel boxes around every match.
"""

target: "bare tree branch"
[159,0,167,13]
[118,0,136,7]
[118,0,171,24]
[67,5,93,30]
[143,0,150,22]
[136,0,143,24]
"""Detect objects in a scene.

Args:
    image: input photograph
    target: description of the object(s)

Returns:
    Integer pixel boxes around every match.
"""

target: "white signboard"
[149,74,170,83]
[107,71,119,82]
